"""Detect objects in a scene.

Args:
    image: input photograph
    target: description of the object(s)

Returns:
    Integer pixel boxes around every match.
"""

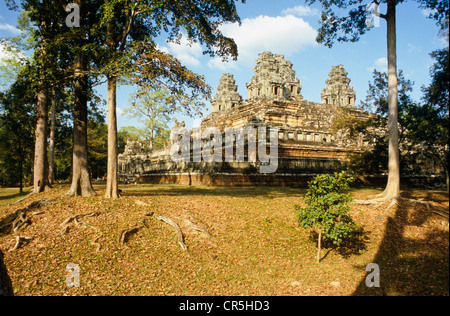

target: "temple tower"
[246,51,302,101]
[211,73,242,113]
[321,65,356,107]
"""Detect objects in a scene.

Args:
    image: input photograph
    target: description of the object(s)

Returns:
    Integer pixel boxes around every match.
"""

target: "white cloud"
[367,57,387,73]
[156,44,170,54]
[375,57,388,71]
[0,23,21,35]
[209,14,317,69]
[163,36,203,67]
[207,57,239,71]
[421,8,437,18]
[407,43,421,53]
[281,6,319,17]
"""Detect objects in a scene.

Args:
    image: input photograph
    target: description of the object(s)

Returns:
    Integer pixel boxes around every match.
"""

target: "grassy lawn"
[0,187,32,207]
[0,184,448,296]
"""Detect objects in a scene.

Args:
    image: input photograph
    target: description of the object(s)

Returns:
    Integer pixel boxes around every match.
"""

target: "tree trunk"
[66,53,96,197]
[105,75,119,198]
[149,123,154,152]
[446,168,449,193]
[317,229,322,263]
[18,138,23,194]
[0,249,14,296]
[33,85,49,194]
[48,86,56,185]
[380,0,400,201]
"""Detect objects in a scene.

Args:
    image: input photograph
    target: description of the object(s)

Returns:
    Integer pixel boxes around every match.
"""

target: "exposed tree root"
[355,195,449,219]
[59,212,102,251]
[155,215,188,251]
[118,222,147,247]
[0,199,52,234]
[181,214,212,238]
[117,212,190,251]
[385,198,399,211]
[404,198,449,219]
[59,212,99,227]
[8,236,33,252]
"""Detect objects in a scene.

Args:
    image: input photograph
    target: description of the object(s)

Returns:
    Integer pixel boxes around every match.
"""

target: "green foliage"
[336,69,435,176]
[307,0,448,48]
[414,48,449,181]
[0,64,35,188]
[296,171,357,248]
[124,88,178,151]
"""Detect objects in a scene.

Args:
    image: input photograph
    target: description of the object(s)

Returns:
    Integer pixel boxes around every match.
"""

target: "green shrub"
[296,171,358,262]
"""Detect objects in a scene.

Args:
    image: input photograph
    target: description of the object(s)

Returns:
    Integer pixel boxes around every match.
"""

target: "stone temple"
[118,51,370,186]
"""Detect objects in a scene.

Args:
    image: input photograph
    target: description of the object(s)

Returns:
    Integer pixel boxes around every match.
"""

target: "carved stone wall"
[119,52,371,186]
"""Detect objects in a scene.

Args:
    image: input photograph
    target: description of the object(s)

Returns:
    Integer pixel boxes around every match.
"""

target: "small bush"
[296,171,358,262]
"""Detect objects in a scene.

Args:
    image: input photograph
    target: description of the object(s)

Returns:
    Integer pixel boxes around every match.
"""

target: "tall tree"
[416,48,449,191]
[65,0,100,197]
[126,88,179,151]
[99,0,245,198]
[32,24,50,194]
[0,77,35,192]
[333,70,423,177]
[6,0,61,193]
[306,0,449,201]
[0,41,34,192]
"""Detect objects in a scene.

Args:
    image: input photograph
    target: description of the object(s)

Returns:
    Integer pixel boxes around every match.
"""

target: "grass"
[0,183,448,296]
[0,187,32,207]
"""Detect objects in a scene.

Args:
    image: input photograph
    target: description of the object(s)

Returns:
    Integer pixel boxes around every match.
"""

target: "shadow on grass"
[120,184,307,198]
[352,197,449,296]
[0,189,31,202]
[308,227,370,263]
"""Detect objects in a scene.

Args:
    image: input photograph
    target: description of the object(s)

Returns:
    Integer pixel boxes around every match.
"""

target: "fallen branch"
[59,226,71,239]
[155,215,188,251]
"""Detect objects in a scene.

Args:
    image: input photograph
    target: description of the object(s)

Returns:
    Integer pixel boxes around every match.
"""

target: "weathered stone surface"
[246,51,302,100]
[321,64,356,107]
[119,52,370,186]
[212,73,242,112]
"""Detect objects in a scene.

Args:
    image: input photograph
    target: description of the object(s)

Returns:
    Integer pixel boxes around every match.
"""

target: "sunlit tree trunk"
[104,3,120,199]
[105,75,119,198]
[48,86,56,185]
[66,53,96,197]
[66,0,96,197]
[33,73,49,194]
[380,0,400,200]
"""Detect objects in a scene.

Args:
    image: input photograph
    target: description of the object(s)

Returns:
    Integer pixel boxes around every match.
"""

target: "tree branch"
[371,0,387,20]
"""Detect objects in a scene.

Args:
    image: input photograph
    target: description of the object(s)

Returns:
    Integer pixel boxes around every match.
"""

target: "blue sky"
[0,0,446,130]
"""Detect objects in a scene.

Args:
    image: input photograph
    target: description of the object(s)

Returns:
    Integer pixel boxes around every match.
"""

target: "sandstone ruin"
[118,51,370,186]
